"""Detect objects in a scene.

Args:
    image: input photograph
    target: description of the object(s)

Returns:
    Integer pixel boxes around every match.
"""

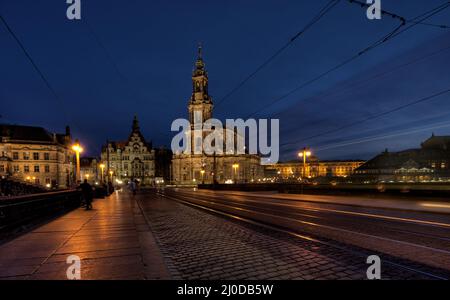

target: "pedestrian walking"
[80,179,93,210]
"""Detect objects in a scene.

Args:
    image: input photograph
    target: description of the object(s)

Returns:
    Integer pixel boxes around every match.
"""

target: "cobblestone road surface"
[138,192,440,280]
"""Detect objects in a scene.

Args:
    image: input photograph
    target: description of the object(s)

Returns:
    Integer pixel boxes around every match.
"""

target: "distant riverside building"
[266,158,365,181]
[353,134,450,183]
[171,46,263,184]
[0,124,74,188]
[101,116,156,185]
[80,157,100,183]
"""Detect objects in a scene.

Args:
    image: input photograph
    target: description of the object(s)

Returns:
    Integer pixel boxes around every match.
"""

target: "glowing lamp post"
[298,148,312,180]
[99,163,105,183]
[200,169,205,185]
[72,140,83,183]
[232,163,239,184]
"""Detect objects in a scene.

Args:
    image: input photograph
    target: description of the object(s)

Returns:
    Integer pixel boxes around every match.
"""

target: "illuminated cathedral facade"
[172,46,263,185]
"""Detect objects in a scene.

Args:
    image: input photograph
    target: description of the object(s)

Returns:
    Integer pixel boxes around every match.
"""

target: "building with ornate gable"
[101,116,156,185]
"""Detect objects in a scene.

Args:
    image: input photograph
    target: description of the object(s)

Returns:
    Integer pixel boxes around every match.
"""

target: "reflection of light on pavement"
[420,203,450,209]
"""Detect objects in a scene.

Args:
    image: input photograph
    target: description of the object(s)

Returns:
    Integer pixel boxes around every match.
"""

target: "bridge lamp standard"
[99,163,105,183]
[200,169,205,185]
[72,140,84,183]
[232,163,239,184]
[298,148,312,181]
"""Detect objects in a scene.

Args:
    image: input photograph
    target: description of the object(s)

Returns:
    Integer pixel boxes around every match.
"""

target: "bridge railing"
[0,190,82,234]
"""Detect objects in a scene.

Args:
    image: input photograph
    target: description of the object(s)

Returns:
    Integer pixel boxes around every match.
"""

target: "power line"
[281,87,450,148]
[314,119,450,153]
[348,0,450,28]
[274,43,450,122]
[0,13,71,122]
[244,1,450,119]
[214,0,341,109]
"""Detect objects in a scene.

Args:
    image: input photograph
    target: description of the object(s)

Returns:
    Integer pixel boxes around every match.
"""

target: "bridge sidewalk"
[0,191,170,280]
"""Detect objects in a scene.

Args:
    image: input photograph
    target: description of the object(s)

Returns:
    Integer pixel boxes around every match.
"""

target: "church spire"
[194,42,206,76]
[132,114,140,132]
[198,42,202,59]
[188,44,213,123]
[190,43,212,105]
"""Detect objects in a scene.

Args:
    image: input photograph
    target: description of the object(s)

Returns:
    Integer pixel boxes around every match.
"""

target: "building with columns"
[101,116,156,185]
[265,158,365,182]
[172,46,264,185]
[0,124,75,188]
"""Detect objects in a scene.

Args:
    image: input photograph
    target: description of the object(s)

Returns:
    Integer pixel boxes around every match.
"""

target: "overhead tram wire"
[272,43,450,121]
[82,20,170,142]
[243,1,450,119]
[0,13,72,123]
[280,87,450,148]
[214,0,341,109]
[310,119,450,153]
[348,0,450,28]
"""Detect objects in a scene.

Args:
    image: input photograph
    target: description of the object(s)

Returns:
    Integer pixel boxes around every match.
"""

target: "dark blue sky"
[1,0,450,161]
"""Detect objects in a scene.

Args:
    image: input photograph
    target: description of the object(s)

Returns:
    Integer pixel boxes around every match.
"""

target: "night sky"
[1,0,450,161]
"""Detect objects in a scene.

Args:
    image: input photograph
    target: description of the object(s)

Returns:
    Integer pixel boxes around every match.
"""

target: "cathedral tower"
[188,44,213,124]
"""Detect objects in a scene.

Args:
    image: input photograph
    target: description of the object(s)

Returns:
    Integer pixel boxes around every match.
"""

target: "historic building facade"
[265,158,365,182]
[80,157,100,183]
[0,124,74,188]
[352,134,450,183]
[101,116,156,185]
[172,47,264,185]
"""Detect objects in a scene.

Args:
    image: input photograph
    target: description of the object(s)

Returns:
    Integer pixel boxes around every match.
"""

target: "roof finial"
[132,114,140,132]
[198,42,202,59]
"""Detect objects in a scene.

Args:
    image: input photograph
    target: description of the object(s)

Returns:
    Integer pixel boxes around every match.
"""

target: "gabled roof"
[103,116,153,152]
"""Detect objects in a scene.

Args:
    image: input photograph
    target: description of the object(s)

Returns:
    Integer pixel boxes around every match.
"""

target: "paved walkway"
[0,191,170,280]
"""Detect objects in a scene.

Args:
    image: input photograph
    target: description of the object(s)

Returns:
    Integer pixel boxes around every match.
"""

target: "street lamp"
[200,169,205,184]
[298,147,312,181]
[109,170,113,181]
[232,163,239,184]
[99,163,105,183]
[72,140,83,183]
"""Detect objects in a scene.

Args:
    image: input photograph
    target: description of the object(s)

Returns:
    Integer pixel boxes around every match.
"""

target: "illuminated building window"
[23,152,30,160]
[24,165,30,173]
